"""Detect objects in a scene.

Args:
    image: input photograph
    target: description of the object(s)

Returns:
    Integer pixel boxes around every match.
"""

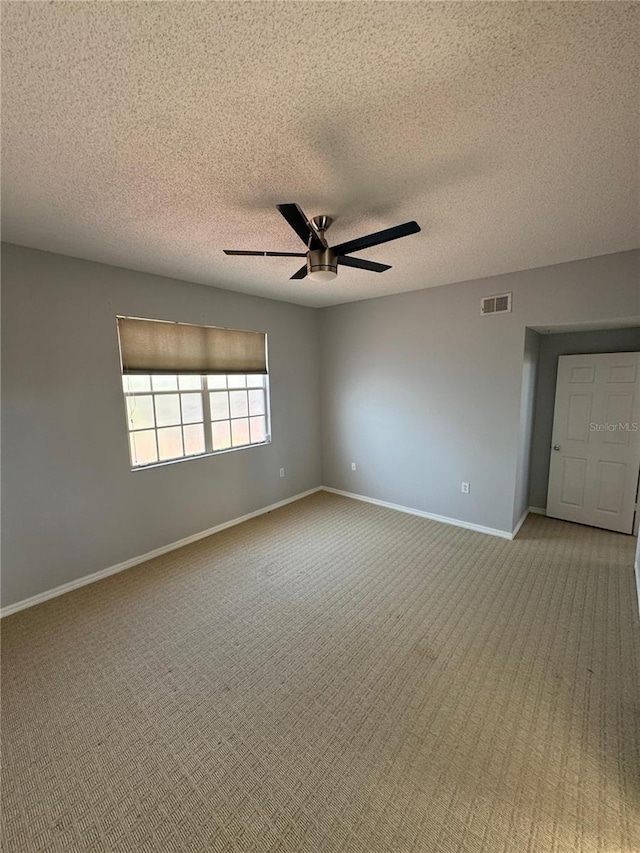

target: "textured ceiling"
[2,2,639,307]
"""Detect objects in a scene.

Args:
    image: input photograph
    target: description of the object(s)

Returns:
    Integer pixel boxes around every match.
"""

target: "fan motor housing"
[307,247,337,277]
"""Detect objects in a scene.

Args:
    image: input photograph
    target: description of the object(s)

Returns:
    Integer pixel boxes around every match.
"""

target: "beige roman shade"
[117,317,267,375]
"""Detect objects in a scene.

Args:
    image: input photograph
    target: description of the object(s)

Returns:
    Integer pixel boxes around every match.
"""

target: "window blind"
[117,317,267,375]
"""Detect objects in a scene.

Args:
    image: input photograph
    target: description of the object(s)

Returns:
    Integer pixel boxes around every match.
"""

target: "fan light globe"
[308,268,337,282]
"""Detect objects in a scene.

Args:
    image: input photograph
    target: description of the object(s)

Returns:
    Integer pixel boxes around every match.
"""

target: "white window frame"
[122,372,271,470]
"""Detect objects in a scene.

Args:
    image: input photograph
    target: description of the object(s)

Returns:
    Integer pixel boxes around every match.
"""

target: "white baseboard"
[0,487,323,619]
[511,508,530,539]
[528,506,547,515]
[0,486,541,619]
[321,486,514,540]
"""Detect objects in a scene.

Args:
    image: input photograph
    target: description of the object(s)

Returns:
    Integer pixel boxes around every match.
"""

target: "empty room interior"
[2,3,640,852]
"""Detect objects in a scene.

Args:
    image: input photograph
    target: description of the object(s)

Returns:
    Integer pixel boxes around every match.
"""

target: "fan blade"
[223,250,306,257]
[277,203,326,250]
[332,221,420,256]
[290,264,308,280]
[337,256,391,273]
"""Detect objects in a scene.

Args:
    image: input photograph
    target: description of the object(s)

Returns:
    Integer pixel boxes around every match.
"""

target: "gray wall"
[3,244,639,608]
[320,250,640,535]
[1,244,322,607]
[529,326,640,509]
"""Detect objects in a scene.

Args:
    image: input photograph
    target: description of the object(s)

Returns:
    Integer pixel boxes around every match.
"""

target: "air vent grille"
[481,292,512,315]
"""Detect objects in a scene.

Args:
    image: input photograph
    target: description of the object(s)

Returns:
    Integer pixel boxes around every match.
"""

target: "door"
[546,352,640,534]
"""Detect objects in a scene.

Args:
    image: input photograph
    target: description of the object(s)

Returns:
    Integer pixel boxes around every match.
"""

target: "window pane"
[250,416,266,444]
[152,375,178,391]
[180,393,203,424]
[127,395,155,431]
[229,390,248,418]
[248,389,265,416]
[246,374,265,388]
[212,420,231,451]
[130,430,158,466]
[231,418,250,447]
[210,392,230,421]
[207,375,227,390]
[123,375,151,393]
[178,375,201,391]
[183,423,205,456]
[155,394,181,426]
[227,374,246,389]
[157,426,183,460]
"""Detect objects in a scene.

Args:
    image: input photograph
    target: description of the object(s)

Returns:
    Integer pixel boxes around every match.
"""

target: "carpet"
[2,492,639,852]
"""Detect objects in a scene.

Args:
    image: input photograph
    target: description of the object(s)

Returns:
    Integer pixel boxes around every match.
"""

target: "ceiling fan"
[224,203,421,281]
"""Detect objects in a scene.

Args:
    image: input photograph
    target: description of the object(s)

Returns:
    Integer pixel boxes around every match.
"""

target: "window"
[122,373,269,467]
[117,318,270,468]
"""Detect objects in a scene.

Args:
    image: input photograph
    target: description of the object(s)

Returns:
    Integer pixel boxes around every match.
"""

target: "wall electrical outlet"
[351,462,357,471]
[461,482,470,494]
[279,468,285,478]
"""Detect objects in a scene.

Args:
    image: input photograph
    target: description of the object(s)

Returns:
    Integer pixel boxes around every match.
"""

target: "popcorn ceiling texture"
[2,2,638,307]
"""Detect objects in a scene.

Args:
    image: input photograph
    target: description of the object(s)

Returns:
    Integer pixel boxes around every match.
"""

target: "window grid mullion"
[201,377,214,454]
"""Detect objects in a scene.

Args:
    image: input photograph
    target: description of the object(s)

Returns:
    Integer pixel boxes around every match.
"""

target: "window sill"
[130,438,272,471]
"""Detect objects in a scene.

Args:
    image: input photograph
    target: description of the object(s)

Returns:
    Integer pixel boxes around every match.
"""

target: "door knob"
[553,445,561,451]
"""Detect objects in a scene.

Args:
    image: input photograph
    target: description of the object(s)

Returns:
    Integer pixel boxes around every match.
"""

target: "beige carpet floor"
[1,491,639,853]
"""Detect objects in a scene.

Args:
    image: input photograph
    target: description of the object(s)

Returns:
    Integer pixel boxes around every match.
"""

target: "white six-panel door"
[546,352,640,534]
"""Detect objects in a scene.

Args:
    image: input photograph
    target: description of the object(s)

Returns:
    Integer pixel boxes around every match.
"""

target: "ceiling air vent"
[481,292,512,316]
